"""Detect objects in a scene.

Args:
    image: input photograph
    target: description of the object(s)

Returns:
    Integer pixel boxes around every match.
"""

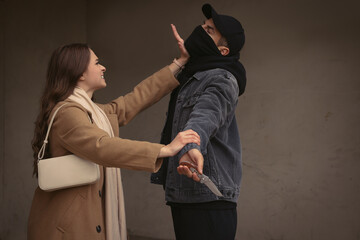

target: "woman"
[28,25,196,240]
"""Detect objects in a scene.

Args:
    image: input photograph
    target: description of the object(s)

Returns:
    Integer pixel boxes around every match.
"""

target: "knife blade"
[180,161,223,197]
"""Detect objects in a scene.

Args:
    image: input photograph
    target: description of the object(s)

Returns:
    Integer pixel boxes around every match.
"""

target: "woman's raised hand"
[171,24,189,65]
[158,129,200,158]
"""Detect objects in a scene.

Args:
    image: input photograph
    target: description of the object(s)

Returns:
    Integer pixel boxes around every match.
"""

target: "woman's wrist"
[173,58,184,69]
[169,59,185,75]
[176,57,188,66]
[158,145,170,158]
[169,57,188,75]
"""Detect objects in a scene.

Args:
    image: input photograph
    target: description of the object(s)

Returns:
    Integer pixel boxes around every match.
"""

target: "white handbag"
[37,103,100,191]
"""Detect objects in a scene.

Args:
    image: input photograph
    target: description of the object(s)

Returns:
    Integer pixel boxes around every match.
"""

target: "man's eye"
[205,27,213,34]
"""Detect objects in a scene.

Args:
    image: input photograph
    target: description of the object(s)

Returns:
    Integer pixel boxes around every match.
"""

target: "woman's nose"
[101,65,106,72]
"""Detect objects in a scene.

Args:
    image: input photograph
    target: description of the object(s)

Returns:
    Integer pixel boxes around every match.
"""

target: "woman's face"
[80,49,106,93]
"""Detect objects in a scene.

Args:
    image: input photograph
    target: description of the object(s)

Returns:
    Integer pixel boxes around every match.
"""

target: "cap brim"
[202,4,218,19]
[202,3,245,54]
[202,4,225,35]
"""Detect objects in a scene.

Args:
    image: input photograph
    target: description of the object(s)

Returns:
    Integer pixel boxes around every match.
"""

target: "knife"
[180,161,223,197]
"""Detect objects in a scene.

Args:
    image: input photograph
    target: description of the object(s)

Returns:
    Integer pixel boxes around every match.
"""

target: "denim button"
[96,225,101,233]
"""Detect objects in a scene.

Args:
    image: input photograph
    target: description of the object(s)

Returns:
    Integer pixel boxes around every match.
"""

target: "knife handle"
[179,160,196,169]
[179,161,208,183]
[179,161,204,180]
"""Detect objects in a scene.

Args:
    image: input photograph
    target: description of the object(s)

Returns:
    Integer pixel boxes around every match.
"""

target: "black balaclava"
[182,25,246,96]
[185,25,221,58]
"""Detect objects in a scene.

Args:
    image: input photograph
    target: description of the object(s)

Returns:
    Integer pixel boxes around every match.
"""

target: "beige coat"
[27,66,179,240]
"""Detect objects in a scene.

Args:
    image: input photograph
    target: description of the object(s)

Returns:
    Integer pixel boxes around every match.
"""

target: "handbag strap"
[37,103,69,161]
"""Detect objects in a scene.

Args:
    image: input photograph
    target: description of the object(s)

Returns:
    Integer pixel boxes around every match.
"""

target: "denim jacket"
[151,68,242,203]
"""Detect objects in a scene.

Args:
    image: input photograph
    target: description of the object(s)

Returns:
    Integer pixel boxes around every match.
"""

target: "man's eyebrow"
[205,25,215,32]
[204,23,214,29]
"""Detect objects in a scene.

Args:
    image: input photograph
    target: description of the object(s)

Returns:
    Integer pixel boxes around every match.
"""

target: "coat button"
[99,190,102,197]
[96,225,101,233]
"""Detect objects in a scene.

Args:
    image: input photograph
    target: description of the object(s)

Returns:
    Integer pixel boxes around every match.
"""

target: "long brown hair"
[32,43,90,176]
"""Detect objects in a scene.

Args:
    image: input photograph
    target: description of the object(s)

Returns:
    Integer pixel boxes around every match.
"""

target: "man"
[151,3,246,239]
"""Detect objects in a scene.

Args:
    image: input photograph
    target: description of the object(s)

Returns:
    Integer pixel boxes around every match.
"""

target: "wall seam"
[0,0,6,205]
[86,0,89,44]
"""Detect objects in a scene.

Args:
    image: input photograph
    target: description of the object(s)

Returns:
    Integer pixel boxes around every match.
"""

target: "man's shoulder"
[194,68,236,81]
[190,68,239,98]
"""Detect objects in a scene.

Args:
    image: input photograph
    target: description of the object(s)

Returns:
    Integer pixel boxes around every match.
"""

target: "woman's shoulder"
[54,100,87,112]
[50,100,90,122]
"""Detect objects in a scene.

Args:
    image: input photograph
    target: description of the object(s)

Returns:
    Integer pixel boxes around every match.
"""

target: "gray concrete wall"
[0,2,5,234]
[87,0,360,239]
[1,0,360,239]
[0,0,87,239]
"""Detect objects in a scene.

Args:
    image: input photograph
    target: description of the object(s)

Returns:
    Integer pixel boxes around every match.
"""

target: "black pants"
[170,206,237,240]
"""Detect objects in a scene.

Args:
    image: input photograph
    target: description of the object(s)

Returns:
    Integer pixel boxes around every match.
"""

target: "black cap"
[202,4,245,55]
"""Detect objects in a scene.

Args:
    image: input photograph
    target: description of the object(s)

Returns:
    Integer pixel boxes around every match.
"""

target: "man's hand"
[177,149,204,182]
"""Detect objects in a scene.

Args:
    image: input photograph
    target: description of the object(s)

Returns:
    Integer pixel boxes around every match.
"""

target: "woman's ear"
[79,75,85,81]
[218,46,230,56]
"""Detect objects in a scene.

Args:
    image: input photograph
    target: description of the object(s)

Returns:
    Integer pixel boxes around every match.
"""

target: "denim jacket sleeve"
[178,72,239,157]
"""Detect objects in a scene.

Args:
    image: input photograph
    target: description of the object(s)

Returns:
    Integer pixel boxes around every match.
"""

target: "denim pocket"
[181,94,199,108]
[177,94,200,132]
